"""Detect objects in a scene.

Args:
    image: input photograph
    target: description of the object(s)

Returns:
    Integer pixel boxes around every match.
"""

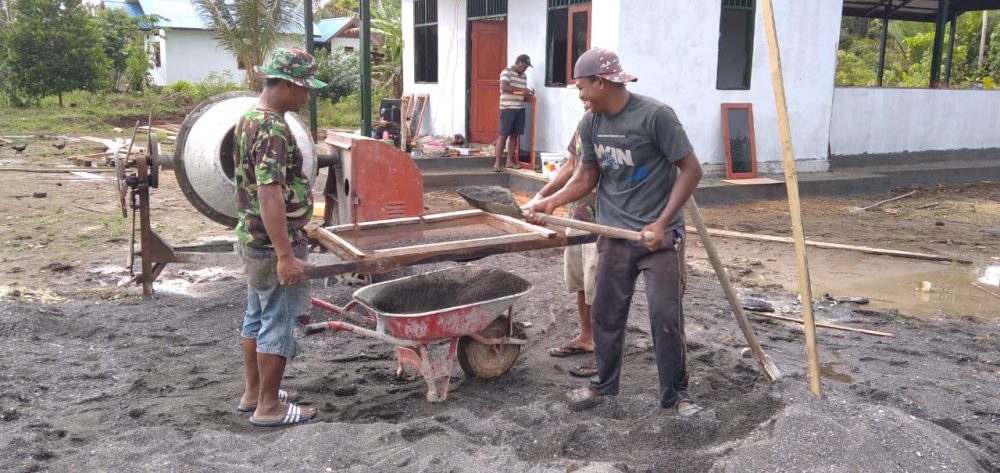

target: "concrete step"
[857,160,1000,187]
[831,149,998,169]
[413,156,495,172]
[422,169,508,190]
[694,172,892,206]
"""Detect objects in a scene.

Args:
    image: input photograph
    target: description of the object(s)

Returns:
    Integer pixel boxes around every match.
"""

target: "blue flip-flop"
[248,402,316,427]
[237,389,300,413]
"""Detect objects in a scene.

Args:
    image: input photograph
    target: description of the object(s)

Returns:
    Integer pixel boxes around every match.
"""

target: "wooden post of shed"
[759,0,823,398]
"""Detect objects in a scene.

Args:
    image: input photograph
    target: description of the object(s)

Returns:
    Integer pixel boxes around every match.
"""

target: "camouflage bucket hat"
[256,48,328,89]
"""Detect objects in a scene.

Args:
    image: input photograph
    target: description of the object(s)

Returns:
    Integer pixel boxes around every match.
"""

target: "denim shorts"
[238,243,311,360]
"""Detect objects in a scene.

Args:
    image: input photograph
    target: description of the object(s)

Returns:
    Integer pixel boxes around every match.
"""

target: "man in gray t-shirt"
[527,48,704,416]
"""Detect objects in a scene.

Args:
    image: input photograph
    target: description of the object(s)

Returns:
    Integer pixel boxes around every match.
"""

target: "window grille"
[467,0,507,20]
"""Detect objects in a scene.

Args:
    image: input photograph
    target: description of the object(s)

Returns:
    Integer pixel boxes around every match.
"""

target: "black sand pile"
[1,252,998,472]
[456,185,518,207]
[362,266,531,314]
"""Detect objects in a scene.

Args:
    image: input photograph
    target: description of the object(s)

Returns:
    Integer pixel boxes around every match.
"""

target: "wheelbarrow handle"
[311,298,376,326]
[303,322,334,336]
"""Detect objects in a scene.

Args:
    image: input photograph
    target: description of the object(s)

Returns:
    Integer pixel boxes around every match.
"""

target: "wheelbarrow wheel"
[457,317,521,379]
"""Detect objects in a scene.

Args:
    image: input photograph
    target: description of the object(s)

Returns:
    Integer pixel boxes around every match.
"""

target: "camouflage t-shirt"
[566,132,597,224]
[234,108,313,249]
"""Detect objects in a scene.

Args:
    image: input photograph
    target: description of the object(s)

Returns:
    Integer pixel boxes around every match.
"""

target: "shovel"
[456,186,655,242]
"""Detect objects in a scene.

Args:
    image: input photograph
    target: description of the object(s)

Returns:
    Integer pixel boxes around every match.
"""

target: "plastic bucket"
[540,152,565,180]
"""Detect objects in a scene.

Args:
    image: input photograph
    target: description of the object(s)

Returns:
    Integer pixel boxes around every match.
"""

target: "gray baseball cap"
[572,48,637,83]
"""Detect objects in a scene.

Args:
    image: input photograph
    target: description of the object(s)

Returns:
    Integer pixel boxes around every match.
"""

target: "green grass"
[0,90,194,135]
[2,88,375,137]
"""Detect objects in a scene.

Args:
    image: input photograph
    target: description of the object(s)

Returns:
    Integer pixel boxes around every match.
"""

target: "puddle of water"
[689,240,999,319]
[819,362,854,384]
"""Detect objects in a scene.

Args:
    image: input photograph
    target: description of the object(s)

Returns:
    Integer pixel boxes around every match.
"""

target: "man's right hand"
[524,198,558,225]
[276,254,312,286]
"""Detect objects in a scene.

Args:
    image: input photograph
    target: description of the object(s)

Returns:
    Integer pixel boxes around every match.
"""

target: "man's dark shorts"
[499,108,526,136]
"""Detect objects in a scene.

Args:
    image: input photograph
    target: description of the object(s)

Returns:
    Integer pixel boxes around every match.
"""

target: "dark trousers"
[589,228,691,408]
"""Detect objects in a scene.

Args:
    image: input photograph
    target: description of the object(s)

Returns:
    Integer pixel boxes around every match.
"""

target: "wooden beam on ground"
[748,311,895,337]
[851,190,917,212]
[684,227,973,265]
[761,0,823,398]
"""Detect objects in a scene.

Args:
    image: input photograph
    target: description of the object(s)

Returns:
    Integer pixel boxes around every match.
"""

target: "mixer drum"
[173,92,317,228]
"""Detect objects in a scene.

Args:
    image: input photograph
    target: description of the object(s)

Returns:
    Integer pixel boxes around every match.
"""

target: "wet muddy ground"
[1,153,998,471]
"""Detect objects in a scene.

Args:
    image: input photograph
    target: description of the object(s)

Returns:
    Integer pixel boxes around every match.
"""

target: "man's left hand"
[639,222,666,252]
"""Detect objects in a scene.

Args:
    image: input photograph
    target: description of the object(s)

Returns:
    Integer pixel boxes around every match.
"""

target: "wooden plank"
[971,282,1000,300]
[748,311,895,337]
[324,216,423,233]
[685,227,973,265]
[371,232,542,258]
[761,0,822,397]
[308,230,598,279]
[419,209,483,223]
[486,213,557,238]
[316,228,367,258]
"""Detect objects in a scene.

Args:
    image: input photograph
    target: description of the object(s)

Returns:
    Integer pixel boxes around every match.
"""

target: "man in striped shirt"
[495,54,534,171]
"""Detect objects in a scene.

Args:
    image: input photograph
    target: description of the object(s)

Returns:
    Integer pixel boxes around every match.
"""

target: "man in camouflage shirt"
[234,48,326,427]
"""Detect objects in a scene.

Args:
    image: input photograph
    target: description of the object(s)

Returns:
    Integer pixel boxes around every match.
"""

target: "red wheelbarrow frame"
[304,296,527,402]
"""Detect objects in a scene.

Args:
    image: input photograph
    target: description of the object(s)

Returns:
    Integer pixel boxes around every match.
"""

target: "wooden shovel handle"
[532,212,655,242]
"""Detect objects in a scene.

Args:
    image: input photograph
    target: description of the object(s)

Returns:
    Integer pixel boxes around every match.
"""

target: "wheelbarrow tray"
[350,265,532,343]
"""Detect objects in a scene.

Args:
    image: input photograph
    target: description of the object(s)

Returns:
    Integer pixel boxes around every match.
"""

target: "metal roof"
[132,0,306,34]
[843,0,1000,22]
[137,0,207,29]
[314,17,356,43]
[102,0,145,18]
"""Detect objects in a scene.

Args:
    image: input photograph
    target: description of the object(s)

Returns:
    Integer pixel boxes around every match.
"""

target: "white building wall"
[617,0,840,172]
[402,0,467,135]
[403,0,841,172]
[330,37,361,50]
[156,29,245,86]
[830,88,1000,155]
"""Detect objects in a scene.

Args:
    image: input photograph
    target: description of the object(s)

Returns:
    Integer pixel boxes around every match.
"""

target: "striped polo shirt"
[499,67,527,110]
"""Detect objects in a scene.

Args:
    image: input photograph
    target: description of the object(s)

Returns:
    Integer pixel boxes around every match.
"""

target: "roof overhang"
[843,0,1000,22]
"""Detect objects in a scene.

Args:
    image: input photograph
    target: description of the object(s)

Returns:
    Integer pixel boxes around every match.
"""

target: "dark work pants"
[589,228,691,408]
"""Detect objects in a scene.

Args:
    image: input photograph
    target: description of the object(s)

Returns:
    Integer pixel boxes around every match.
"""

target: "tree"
[93,8,160,92]
[371,0,401,97]
[314,48,359,103]
[193,0,304,90]
[7,0,107,105]
[836,11,1000,89]
[316,0,358,20]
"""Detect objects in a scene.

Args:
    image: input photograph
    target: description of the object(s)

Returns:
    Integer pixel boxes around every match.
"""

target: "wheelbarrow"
[303,265,531,402]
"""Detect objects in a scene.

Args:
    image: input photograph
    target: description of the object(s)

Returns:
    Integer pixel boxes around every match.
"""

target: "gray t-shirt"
[579,93,694,232]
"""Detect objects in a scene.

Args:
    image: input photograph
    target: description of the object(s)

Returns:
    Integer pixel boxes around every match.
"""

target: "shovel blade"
[455,187,526,220]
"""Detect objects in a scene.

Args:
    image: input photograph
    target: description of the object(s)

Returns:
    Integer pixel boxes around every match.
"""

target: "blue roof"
[131,0,307,34]
[314,17,354,43]
[103,0,144,18]
[137,0,207,29]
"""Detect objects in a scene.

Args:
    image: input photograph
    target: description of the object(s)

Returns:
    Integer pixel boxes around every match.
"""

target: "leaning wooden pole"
[760,0,822,398]
[686,199,781,381]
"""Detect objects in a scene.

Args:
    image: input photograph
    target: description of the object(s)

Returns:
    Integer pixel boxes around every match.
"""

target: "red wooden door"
[469,20,506,144]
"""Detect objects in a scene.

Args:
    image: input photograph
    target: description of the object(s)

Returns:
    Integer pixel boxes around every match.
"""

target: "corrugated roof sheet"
[137,0,207,29]
[135,0,307,33]
[315,17,354,42]
[843,0,1000,22]
[103,0,145,18]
